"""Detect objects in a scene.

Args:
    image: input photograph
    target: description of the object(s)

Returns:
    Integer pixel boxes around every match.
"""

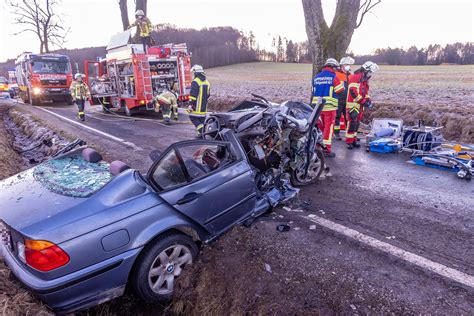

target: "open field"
[207,62,474,142]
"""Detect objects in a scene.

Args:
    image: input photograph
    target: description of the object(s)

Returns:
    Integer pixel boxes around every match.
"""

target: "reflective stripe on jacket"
[130,17,153,37]
[346,72,370,112]
[70,80,91,100]
[311,66,345,111]
[335,69,351,104]
[189,75,211,114]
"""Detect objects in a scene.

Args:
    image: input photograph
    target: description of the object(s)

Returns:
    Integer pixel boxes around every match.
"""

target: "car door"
[147,139,256,236]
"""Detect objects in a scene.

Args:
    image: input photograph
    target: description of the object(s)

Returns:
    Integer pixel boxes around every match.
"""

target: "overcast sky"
[0,0,472,62]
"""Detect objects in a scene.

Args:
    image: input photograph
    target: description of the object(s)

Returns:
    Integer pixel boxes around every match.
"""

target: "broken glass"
[33,155,112,198]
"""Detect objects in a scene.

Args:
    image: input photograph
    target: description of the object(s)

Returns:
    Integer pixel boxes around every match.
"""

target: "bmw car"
[0,130,289,313]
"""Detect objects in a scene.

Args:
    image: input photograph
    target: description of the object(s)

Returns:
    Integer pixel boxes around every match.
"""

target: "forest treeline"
[274,38,473,65]
[1,25,472,76]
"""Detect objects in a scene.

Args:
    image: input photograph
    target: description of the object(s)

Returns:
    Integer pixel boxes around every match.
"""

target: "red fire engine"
[15,52,73,105]
[85,30,193,117]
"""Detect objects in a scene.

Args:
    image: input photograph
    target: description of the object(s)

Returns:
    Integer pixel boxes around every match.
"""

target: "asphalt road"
[3,99,473,313]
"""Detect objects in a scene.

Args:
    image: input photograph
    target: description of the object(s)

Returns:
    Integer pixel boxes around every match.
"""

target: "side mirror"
[149,149,161,162]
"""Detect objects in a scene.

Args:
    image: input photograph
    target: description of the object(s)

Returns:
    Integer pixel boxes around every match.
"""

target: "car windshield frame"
[31,60,71,74]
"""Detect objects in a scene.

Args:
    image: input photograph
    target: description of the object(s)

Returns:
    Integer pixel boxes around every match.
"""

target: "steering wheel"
[201,116,221,140]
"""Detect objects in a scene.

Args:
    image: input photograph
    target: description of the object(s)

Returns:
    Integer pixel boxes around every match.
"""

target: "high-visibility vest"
[346,72,370,113]
[311,67,344,111]
[70,81,90,100]
[189,77,211,114]
[131,18,153,37]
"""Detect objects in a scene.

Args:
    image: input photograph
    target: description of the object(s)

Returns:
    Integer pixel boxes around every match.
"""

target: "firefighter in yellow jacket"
[151,83,179,125]
[70,74,91,121]
[128,10,153,53]
[188,65,211,137]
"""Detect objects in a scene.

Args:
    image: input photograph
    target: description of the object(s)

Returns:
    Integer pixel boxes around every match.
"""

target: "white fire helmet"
[362,61,380,73]
[324,58,339,68]
[340,56,355,65]
[74,73,83,80]
[135,10,145,17]
[191,65,205,74]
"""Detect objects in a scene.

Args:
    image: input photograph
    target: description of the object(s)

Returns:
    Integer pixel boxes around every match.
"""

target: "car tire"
[131,232,198,303]
[290,147,324,186]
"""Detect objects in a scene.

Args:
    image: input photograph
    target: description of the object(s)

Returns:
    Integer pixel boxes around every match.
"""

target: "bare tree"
[118,0,130,30]
[135,0,147,15]
[10,0,69,54]
[302,0,381,74]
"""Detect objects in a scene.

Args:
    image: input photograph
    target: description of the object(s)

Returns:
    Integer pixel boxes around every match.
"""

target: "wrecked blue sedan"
[0,130,298,313]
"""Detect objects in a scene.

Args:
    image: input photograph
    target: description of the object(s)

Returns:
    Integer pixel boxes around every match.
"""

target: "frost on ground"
[206,63,474,143]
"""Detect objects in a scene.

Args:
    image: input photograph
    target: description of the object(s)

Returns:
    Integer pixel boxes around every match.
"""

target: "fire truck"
[85,29,193,117]
[15,52,73,105]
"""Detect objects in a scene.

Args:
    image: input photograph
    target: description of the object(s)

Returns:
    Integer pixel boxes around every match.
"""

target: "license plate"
[0,222,12,250]
[49,88,62,91]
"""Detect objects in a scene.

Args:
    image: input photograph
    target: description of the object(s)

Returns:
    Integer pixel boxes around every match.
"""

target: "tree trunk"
[135,0,148,15]
[119,0,130,30]
[302,0,360,76]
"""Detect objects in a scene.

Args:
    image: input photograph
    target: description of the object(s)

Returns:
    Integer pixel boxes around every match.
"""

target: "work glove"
[364,99,374,109]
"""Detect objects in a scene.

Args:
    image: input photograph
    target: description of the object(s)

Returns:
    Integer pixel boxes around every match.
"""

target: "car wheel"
[131,232,198,303]
[291,147,324,186]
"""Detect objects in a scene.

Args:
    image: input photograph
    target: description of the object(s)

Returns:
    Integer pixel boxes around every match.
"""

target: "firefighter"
[151,83,179,125]
[128,10,153,53]
[188,65,211,137]
[334,56,354,140]
[311,58,345,157]
[345,61,379,149]
[70,73,91,122]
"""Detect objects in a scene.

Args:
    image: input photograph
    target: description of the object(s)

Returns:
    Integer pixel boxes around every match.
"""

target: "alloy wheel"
[148,244,193,295]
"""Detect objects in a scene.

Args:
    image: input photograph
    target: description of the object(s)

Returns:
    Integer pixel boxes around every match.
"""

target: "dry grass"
[206,62,474,143]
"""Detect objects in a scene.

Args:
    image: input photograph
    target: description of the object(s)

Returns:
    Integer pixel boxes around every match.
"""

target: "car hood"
[0,168,163,242]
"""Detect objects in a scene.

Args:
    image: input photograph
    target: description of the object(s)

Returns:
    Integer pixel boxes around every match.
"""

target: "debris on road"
[264,263,272,273]
[309,225,317,230]
[276,224,290,232]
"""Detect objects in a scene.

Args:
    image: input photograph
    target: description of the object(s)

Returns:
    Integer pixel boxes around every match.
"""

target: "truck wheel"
[131,232,197,303]
[66,96,74,105]
[124,105,132,117]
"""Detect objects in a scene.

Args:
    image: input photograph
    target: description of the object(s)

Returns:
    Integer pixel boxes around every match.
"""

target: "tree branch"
[356,0,381,28]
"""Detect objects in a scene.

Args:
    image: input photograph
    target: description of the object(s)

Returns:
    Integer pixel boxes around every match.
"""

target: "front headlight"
[33,87,42,95]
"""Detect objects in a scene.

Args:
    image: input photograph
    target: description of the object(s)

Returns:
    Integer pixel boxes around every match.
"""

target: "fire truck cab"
[85,29,192,117]
[15,52,73,106]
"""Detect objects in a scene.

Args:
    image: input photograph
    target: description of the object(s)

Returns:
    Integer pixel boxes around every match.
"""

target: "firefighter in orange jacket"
[345,61,379,149]
[334,56,354,139]
[311,58,345,157]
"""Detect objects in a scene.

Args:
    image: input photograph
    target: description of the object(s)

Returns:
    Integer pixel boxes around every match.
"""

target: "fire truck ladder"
[139,60,154,110]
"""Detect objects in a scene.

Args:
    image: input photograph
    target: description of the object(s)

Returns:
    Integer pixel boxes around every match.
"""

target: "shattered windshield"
[32,61,71,74]
[33,155,112,197]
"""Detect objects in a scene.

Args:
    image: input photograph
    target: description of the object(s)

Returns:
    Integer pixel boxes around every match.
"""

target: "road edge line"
[34,106,143,151]
[302,214,474,289]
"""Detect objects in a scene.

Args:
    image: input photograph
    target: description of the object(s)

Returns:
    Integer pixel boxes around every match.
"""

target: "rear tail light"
[19,239,70,271]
